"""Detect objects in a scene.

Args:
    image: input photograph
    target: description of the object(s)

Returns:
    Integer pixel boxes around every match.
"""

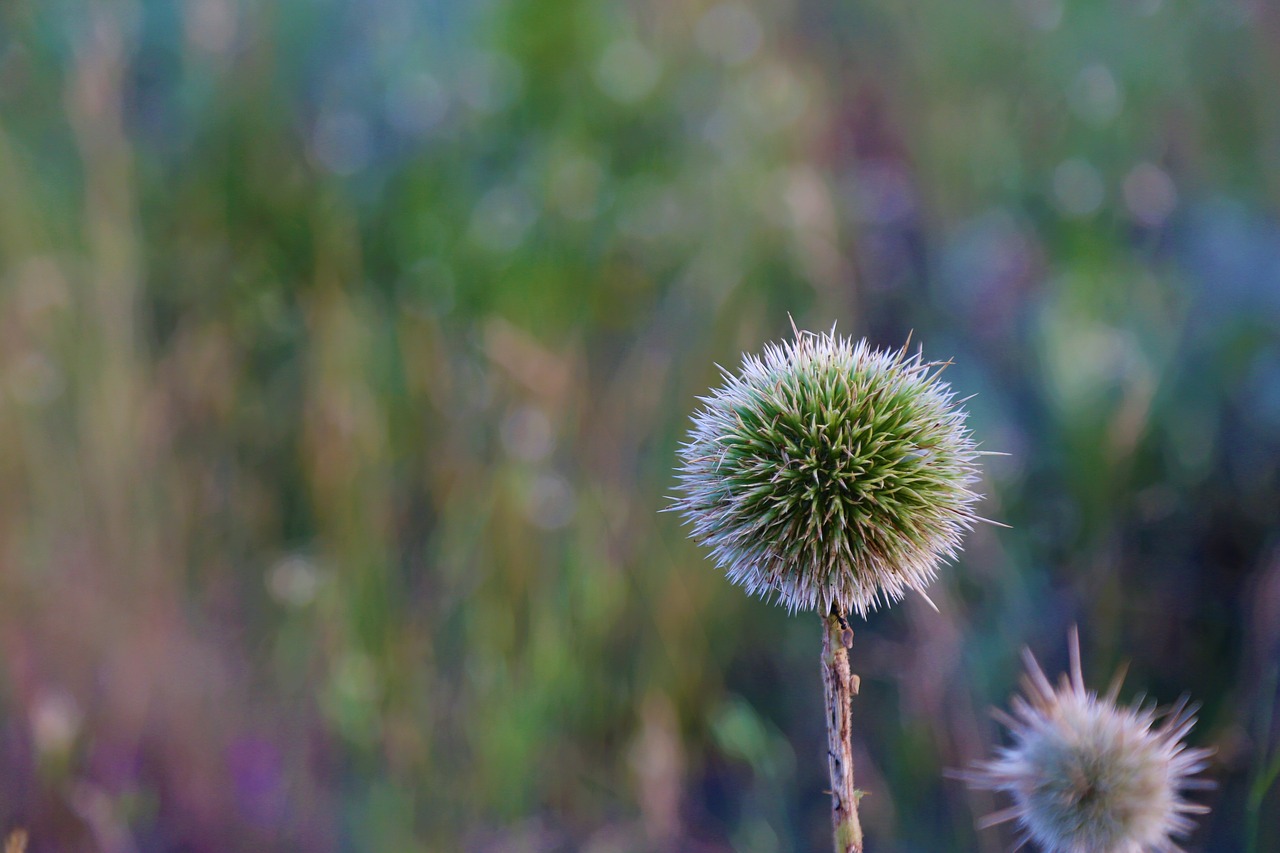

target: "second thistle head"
[964,629,1214,853]
[673,327,982,617]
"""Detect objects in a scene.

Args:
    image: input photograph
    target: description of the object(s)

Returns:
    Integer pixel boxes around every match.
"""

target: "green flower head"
[674,327,982,616]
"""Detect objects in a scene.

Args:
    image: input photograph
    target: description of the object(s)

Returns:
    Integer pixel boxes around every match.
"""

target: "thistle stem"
[822,610,864,853]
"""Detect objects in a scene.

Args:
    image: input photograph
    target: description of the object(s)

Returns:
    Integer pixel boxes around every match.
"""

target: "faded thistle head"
[673,327,981,617]
[964,629,1213,853]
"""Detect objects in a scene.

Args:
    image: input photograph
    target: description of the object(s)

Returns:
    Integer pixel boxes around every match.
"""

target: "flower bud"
[674,329,981,616]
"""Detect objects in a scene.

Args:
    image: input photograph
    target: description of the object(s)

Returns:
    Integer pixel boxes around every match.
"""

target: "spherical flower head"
[965,630,1213,853]
[673,328,981,616]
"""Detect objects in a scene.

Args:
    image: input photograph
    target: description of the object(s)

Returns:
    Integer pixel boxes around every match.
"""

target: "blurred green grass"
[1,0,1278,850]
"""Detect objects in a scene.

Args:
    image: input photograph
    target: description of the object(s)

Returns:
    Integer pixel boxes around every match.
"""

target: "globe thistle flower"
[673,327,981,617]
[964,629,1214,853]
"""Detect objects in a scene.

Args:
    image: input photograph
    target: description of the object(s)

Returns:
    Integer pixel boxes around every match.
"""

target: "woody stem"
[822,609,863,853]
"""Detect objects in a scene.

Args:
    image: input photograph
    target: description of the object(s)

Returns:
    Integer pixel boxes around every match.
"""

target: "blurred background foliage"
[0,0,1278,850]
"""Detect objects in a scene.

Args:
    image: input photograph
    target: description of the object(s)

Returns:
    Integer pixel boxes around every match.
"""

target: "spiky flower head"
[673,328,981,616]
[964,629,1214,853]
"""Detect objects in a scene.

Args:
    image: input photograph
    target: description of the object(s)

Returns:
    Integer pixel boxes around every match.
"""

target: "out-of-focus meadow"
[1,0,1278,850]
